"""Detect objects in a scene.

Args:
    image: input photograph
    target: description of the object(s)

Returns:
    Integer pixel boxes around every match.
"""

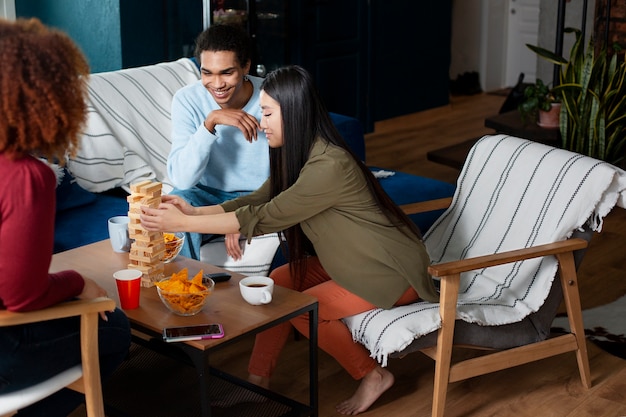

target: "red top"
[0,154,84,311]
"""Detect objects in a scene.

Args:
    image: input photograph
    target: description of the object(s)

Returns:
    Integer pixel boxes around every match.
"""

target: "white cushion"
[0,365,82,414]
[200,233,280,276]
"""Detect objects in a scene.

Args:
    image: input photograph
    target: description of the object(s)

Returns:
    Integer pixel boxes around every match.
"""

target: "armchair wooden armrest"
[400,197,453,215]
[428,238,588,277]
[0,297,115,326]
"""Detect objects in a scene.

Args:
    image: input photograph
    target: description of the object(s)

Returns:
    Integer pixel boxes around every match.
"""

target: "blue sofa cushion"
[330,112,366,161]
[374,168,455,233]
[56,167,97,212]
[54,191,129,253]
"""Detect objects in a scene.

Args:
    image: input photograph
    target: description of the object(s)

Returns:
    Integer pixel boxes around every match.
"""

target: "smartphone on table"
[162,323,224,342]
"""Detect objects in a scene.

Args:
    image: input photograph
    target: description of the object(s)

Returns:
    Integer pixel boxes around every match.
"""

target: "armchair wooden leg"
[431,274,461,417]
[80,313,105,417]
[556,252,592,389]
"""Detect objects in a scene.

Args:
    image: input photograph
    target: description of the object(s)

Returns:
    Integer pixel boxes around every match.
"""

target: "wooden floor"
[75,93,626,417]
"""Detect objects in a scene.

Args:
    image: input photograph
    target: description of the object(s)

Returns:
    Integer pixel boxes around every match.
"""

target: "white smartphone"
[162,323,224,342]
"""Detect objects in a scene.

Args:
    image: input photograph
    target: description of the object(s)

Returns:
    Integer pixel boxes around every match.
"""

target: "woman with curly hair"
[0,18,131,417]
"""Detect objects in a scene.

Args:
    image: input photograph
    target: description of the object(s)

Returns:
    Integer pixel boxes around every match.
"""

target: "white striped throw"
[345,134,626,366]
[67,58,201,193]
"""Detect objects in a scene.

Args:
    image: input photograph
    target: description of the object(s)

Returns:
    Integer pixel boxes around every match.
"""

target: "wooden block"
[128,212,141,223]
[130,180,153,193]
[141,277,155,288]
[133,234,163,243]
[131,239,162,248]
[140,196,161,207]
[127,194,143,203]
[127,195,160,206]
[139,182,162,196]
[130,242,165,255]
[128,223,148,235]
[128,205,142,214]
[129,250,164,264]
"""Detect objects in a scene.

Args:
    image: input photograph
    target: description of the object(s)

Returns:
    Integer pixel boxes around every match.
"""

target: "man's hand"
[204,108,261,142]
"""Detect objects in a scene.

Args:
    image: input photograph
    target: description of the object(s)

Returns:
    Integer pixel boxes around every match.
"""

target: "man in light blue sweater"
[167,24,269,260]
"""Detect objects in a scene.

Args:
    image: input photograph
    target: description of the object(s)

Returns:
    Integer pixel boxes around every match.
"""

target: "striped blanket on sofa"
[67,58,201,193]
[344,135,626,366]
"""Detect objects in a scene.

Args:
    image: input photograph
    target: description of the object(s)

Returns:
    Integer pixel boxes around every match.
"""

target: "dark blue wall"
[16,0,122,73]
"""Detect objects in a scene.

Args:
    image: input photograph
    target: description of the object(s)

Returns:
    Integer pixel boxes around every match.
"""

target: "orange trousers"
[247,256,419,380]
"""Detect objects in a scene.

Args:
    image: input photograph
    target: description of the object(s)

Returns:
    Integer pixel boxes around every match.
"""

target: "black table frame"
[125,302,319,417]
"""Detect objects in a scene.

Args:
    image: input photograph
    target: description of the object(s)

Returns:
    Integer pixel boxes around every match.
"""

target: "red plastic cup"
[113,269,142,309]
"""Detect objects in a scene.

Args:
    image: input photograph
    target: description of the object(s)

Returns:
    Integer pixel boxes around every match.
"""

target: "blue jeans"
[169,185,249,260]
[0,307,131,417]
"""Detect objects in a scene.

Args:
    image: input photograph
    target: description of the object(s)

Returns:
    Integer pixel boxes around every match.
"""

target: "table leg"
[178,346,211,417]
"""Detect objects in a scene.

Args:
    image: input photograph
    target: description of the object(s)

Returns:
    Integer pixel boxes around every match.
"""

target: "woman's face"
[260,90,283,148]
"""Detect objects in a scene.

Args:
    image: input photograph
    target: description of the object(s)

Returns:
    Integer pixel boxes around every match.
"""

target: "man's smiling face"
[200,50,250,109]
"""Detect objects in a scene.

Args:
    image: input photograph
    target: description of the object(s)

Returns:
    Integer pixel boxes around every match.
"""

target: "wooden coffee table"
[50,239,319,417]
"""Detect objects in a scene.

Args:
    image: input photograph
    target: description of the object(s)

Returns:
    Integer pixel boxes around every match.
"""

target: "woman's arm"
[140,203,242,235]
[0,159,84,311]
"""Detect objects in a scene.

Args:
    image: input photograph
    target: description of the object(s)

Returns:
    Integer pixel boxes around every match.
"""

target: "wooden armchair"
[401,197,591,417]
[0,297,115,417]
[344,135,626,417]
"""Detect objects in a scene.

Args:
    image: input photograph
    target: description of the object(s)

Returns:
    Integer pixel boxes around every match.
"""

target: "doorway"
[451,0,540,91]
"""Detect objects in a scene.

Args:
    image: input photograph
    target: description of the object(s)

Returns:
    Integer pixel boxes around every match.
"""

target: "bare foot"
[211,374,270,407]
[335,366,394,415]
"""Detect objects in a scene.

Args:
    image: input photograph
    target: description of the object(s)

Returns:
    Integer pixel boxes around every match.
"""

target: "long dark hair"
[261,66,422,287]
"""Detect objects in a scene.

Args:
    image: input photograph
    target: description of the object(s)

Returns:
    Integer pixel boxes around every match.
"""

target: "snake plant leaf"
[528,27,626,164]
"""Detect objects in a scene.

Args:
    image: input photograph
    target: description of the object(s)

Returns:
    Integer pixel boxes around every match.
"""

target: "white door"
[505,0,541,85]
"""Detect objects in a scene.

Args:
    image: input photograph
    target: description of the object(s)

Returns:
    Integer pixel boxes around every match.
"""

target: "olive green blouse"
[220,138,439,308]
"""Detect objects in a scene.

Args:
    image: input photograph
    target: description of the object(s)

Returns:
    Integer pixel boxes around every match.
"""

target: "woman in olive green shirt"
[141,65,438,415]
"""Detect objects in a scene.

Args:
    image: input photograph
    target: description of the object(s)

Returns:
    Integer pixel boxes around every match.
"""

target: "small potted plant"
[518,78,561,128]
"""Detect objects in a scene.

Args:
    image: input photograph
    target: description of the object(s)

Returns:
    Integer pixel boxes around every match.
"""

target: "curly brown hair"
[0,18,89,163]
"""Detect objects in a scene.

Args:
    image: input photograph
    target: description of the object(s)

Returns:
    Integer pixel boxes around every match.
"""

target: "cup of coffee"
[239,276,274,305]
[113,269,142,309]
[108,215,131,253]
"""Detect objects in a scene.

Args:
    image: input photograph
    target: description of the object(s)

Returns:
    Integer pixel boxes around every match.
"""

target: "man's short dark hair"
[194,24,252,68]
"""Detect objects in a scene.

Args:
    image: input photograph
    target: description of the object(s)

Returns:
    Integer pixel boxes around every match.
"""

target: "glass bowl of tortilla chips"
[156,268,214,316]
[162,232,185,263]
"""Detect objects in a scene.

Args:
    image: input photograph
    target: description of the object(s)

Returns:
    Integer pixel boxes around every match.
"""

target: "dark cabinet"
[120,0,204,69]
[211,0,451,132]
[370,1,453,121]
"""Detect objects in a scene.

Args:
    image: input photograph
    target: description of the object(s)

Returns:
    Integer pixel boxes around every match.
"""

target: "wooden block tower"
[127,180,165,287]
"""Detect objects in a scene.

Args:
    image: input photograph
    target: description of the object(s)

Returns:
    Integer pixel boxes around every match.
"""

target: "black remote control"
[204,272,232,283]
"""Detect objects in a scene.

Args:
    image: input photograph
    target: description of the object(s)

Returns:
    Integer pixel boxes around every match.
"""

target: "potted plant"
[526,28,626,165]
[518,78,561,128]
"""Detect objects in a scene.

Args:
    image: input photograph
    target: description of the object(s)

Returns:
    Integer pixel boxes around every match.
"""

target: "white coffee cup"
[108,215,131,253]
[239,276,274,305]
